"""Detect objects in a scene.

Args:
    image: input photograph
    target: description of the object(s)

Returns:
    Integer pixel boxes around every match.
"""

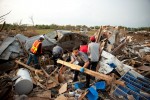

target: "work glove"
[80,67,84,73]
[107,63,117,68]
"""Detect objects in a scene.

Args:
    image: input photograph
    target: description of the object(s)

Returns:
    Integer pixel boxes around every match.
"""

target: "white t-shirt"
[88,42,100,62]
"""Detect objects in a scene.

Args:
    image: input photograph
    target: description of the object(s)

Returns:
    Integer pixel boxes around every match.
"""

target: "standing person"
[26,35,45,69]
[70,46,90,87]
[79,40,88,55]
[88,36,101,72]
[52,44,63,66]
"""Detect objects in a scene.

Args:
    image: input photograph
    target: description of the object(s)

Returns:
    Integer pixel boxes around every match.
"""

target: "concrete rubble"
[0,27,150,100]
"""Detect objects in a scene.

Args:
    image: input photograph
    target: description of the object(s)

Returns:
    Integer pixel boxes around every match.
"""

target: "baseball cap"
[90,36,95,42]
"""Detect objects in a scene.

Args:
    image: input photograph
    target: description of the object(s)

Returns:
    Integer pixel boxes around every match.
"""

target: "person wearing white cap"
[26,35,45,69]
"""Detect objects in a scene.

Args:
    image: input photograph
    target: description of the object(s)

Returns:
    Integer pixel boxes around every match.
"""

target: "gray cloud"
[0,0,150,28]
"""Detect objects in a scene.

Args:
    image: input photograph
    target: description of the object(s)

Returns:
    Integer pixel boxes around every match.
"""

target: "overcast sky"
[0,0,150,27]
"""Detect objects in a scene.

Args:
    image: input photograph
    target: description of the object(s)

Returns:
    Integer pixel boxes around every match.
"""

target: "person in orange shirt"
[26,35,44,69]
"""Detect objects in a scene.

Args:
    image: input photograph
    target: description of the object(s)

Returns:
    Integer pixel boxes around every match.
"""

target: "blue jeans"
[27,53,40,69]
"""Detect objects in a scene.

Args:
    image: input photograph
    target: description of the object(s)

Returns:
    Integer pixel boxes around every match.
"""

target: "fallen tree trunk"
[57,59,125,86]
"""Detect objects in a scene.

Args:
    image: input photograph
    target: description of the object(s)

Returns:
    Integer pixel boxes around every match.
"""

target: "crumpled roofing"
[112,70,150,100]
[0,36,24,60]
[24,35,56,51]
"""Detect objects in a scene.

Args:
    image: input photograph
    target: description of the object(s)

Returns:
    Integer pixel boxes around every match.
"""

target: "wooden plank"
[15,60,59,84]
[111,40,127,55]
[78,90,88,100]
[96,26,102,43]
[57,59,125,86]
[59,83,67,94]
[15,60,38,71]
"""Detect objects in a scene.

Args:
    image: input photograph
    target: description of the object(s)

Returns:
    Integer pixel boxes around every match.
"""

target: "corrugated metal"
[15,34,28,43]
[0,37,15,55]
[24,35,56,51]
[111,70,150,100]
[0,51,11,60]
[0,39,24,60]
[9,41,22,53]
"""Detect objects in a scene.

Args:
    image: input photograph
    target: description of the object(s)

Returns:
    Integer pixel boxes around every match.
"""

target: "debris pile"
[0,28,150,100]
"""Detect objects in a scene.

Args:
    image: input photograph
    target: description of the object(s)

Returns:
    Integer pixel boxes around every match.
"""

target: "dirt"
[127,33,150,43]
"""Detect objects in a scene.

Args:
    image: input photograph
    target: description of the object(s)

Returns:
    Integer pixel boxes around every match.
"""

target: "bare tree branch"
[0,21,6,32]
[0,18,5,23]
[0,17,5,21]
[29,16,34,26]
[0,11,11,19]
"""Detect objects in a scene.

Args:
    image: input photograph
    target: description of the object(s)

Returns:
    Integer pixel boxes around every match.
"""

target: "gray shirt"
[52,45,63,54]
[88,42,100,62]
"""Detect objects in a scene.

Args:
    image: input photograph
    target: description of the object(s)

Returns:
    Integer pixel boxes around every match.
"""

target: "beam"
[57,59,125,86]
[96,26,102,43]
[15,60,37,72]
[15,60,59,84]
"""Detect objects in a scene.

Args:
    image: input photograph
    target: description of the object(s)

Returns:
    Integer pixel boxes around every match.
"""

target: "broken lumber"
[15,60,59,84]
[59,83,67,94]
[41,67,59,84]
[15,60,42,73]
[111,40,127,55]
[78,90,88,100]
[57,59,125,86]
[96,26,102,43]
[41,67,49,77]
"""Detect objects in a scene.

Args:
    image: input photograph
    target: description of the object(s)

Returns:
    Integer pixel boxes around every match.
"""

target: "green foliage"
[95,26,100,29]
[0,23,150,32]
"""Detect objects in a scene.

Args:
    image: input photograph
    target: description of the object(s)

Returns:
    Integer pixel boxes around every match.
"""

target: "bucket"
[15,68,33,95]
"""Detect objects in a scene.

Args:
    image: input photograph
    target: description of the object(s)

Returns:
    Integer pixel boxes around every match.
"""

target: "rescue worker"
[52,44,63,66]
[88,36,101,72]
[26,35,44,69]
[70,46,90,87]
